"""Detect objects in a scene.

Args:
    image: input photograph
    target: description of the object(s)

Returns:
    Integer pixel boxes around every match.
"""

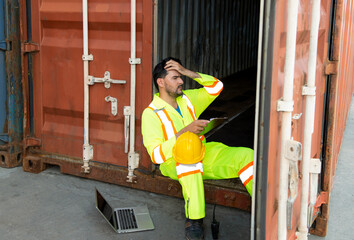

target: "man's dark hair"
[153,57,182,91]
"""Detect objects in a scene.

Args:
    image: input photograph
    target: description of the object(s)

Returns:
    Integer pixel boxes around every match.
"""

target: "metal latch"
[105,96,118,116]
[308,158,322,227]
[123,106,132,153]
[82,144,93,173]
[127,152,140,183]
[129,58,141,65]
[83,144,93,161]
[88,71,126,89]
[285,139,302,229]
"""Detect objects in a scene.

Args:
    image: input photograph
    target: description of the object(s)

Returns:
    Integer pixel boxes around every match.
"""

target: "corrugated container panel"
[0,0,23,168]
[156,0,259,89]
[264,0,334,238]
[324,0,354,192]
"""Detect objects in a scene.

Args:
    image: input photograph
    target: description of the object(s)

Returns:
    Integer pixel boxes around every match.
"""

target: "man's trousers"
[159,142,254,219]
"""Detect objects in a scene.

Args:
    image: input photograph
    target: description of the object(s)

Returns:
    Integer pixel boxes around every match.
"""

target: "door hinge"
[25,137,41,147]
[324,60,338,75]
[21,42,40,53]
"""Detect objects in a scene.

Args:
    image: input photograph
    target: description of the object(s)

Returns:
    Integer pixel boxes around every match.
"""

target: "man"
[141,57,253,240]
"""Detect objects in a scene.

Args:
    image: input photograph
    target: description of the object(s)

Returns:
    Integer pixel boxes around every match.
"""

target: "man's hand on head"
[165,60,201,79]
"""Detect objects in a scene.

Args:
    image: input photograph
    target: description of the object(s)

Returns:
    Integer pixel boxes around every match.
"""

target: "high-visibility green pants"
[159,142,254,219]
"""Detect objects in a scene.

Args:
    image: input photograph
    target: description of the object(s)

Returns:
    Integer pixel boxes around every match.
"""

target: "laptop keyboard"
[116,208,138,230]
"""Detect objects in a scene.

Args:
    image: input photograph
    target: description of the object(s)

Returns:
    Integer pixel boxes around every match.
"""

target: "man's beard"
[167,85,183,98]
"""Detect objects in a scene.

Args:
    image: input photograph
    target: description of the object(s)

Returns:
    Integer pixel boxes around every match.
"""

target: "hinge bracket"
[25,137,41,147]
[277,99,294,112]
[310,158,321,174]
[129,58,141,65]
[324,60,338,75]
[82,54,93,61]
[21,42,40,53]
[302,86,316,96]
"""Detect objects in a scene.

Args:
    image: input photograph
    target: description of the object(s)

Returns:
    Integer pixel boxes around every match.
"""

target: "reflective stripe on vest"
[149,103,177,140]
[182,95,205,142]
[176,161,203,179]
[182,95,197,120]
[149,103,177,164]
[238,161,253,187]
[151,144,166,164]
[204,78,223,96]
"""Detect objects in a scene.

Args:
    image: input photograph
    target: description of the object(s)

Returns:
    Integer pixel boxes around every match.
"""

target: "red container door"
[25,0,153,170]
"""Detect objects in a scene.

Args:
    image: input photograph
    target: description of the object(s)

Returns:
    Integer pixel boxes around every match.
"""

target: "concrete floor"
[0,166,250,240]
[1,94,353,240]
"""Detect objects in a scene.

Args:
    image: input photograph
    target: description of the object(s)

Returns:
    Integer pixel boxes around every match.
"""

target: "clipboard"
[199,117,228,136]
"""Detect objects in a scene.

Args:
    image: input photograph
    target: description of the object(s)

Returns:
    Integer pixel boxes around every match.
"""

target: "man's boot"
[185,218,204,240]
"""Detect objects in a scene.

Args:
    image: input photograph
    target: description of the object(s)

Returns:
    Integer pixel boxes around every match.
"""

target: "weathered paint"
[0,0,7,143]
[22,152,251,211]
[0,0,23,168]
[17,0,354,239]
[311,0,354,236]
[21,0,154,170]
[263,0,354,238]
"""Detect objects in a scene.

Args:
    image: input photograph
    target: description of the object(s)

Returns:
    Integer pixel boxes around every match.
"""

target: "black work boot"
[185,218,204,240]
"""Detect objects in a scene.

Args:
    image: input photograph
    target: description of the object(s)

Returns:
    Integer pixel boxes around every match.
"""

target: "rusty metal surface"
[265,0,333,239]
[22,152,251,211]
[0,0,24,168]
[17,0,257,214]
[22,0,153,170]
[156,0,260,89]
[317,0,354,236]
[264,0,354,238]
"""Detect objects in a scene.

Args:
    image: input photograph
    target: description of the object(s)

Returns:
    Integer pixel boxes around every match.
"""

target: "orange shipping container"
[18,0,354,239]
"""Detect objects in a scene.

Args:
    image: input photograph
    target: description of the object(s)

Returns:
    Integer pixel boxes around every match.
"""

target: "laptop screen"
[96,189,117,229]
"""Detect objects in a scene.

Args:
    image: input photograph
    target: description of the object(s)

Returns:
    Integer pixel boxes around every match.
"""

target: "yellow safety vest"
[141,73,223,177]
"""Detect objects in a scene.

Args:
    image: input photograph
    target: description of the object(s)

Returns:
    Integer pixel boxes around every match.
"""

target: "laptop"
[95,188,154,233]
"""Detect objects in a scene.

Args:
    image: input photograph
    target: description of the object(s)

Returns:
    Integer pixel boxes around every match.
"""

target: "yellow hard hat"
[172,131,205,164]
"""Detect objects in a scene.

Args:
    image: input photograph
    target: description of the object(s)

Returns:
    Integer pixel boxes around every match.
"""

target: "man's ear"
[157,78,164,88]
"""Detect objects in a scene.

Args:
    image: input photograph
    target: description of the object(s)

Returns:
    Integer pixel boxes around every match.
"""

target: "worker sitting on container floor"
[141,57,254,240]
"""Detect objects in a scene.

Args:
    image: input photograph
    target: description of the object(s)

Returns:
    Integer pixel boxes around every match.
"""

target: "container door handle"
[123,106,131,153]
[105,96,118,116]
